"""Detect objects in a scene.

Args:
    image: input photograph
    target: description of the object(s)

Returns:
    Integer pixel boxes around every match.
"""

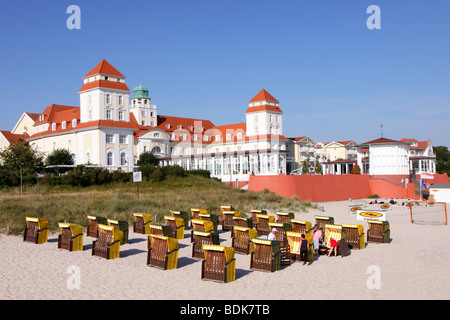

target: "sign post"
[133,171,142,199]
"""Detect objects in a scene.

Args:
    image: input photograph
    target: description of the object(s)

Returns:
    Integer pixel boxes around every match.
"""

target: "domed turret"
[132,84,149,99]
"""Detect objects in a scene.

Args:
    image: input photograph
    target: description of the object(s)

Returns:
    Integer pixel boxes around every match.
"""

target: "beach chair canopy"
[164,215,185,239]
[232,226,258,254]
[291,219,312,234]
[341,223,365,249]
[314,215,335,229]
[24,217,49,244]
[191,219,215,232]
[148,234,179,270]
[107,219,129,244]
[201,244,236,283]
[367,220,390,243]
[324,224,347,246]
[255,214,276,235]
[58,222,83,251]
[192,230,220,259]
[276,212,294,223]
[250,239,281,272]
[199,213,219,232]
[86,215,108,237]
[92,224,123,259]
[170,210,189,229]
[133,213,153,234]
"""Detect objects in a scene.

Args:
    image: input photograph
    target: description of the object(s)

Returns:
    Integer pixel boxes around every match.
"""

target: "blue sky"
[1,0,449,147]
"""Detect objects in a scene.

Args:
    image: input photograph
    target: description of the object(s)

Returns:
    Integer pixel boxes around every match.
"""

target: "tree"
[0,141,44,177]
[315,161,322,174]
[137,151,159,166]
[302,160,309,174]
[352,164,361,175]
[45,148,74,174]
[434,146,450,175]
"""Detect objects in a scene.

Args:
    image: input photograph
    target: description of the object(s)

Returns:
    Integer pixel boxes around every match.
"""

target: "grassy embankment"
[0,175,315,235]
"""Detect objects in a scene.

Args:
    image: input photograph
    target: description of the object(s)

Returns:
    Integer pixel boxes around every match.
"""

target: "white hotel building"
[3,59,288,184]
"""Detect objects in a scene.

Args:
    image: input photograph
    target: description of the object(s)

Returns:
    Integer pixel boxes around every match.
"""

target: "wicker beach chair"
[291,219,312,234]
[367,220,390,244]
[164,215,185,239]
[57,223,83,251]
[170,210,189,229]
[24,217,49,244]
[199,213,219,233]
[255,214,275,236]
[250,209,267,230]
[190,219,215,242]
[86,215,108,237]
[286,231,314,262]
[147,234,179,270]
[276,212,294,224]
[231,216,253,237]
[222,211,240,232]
[92,224,123,259]
[231,226,258,255]
[192,230,220,259]
[201,245,236,283]
[250,239,281,272]
[219,205,235,226]
[341,223,365,249]
[107,219,129,245]
[314,215,335,229]
[268,222,292,265]
[323,224,347,255]
[190,208,208,226]
[133,213,153,234]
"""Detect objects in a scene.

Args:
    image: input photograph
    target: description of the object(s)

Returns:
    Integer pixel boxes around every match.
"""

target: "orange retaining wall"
[247,173,449,202]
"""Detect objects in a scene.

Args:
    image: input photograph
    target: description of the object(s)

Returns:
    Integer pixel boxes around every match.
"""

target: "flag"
[421,179,428,191]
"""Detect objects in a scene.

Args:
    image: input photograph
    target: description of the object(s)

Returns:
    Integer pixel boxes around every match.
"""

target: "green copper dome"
[132,84,149,99]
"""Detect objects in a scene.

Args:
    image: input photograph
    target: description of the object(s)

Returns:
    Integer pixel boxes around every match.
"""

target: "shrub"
[186,170,211,179]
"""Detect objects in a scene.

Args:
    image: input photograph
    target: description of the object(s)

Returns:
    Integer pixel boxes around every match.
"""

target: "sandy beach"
[1,198,449,300]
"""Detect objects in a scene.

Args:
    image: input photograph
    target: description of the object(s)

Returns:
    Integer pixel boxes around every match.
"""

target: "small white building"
[359,137,410,175]
[429,184,450,203]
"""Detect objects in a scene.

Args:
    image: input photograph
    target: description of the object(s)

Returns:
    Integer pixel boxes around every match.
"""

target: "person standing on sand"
[313,227,323,256]
[299,233,309,265]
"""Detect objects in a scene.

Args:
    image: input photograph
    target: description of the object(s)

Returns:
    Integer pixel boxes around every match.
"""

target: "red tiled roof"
[83,59,125,78]
[25,112,40,122]
[400,138,430,150]
[0,131,28,144]
[33,105,78,126]
[361,137,407,145]
[78,80,130,93]
[249,89,279,103]
[245,104,283,114]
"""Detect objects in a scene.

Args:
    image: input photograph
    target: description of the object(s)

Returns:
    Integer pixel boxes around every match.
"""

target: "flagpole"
[420,173,422,200]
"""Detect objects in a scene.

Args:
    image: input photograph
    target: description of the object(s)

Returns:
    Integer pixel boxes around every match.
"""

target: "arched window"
[107,152,113,166]
[85,151,91,164]
[152,146,162,154]
[120,152,127,166]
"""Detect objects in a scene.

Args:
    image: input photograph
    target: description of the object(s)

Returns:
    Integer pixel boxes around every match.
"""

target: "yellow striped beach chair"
[250,239,281,272]
[232,226,258,254]
[24,217,49,244]
[276,212,294,224]
[92,224,123,260]
[201,244,236,283]
[133,213,153,234]
[256,214,276,236]
[164,215,185,239]
[314,215,334,229]
[58,222,83,251]
[192,230,220,259]
[341,223,365,249]
[291,219,312,234]
[147,234,179,270]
